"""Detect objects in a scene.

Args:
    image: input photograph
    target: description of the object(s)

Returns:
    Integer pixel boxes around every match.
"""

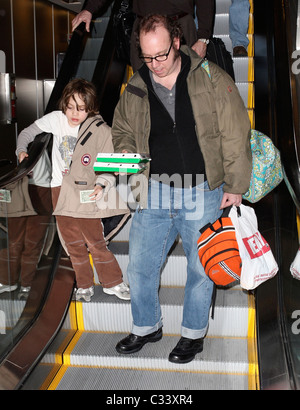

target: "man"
[72,0,215,70]
[111,14,252,364]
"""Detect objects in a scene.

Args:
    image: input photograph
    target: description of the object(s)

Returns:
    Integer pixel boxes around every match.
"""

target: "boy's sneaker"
[18,286,31,300]
[0,283,18,294]
[103,282,130,300]
[75,286,94,302]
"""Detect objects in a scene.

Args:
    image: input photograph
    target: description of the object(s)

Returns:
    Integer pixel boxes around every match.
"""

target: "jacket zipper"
[149,88,189,178]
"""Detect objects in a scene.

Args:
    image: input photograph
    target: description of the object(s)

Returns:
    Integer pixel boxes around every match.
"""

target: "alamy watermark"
[102,173,206,220]
[291,50,300,75]
[291,310,300,335]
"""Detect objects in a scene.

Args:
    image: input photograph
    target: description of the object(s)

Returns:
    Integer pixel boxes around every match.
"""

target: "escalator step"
[52,366,249,390]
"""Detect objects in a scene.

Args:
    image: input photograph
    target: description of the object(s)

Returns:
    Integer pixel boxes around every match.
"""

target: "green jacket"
[112,46,252,208]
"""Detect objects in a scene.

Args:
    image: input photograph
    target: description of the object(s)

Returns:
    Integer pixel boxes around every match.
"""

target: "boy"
[17,79,130,302]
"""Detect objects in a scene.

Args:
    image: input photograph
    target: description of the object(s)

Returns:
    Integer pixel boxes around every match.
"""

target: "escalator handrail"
[254,0,300,390]
[92,0,128,126]
[45,21,87,114]
[0,132,52,189]
[274,1,300,208]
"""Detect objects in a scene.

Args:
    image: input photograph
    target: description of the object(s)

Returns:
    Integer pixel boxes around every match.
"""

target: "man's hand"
[191,40,207,58]
[220,192,242,209]
[72,10,93,32]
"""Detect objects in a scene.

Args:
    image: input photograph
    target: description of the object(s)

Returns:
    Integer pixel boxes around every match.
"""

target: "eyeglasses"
[140,43,173,63]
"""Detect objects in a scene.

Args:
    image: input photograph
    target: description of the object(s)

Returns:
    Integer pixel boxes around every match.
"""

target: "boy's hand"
[18,152,28,163]
[89,185,104,201]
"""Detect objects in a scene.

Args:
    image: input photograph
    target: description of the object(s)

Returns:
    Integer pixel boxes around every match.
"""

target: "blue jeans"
[127,178,223,339]
[229,0,250,49]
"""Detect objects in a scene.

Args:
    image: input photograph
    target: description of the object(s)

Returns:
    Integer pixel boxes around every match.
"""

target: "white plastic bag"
[290,248,300,280]
[229,205,278,290]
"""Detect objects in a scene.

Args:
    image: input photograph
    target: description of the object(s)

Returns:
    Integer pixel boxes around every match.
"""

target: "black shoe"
[233,46,248,57]
[116,328,163,354]
[168,337,204,364]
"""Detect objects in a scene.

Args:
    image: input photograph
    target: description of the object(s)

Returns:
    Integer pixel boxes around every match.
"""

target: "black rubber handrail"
[92,0,127,126]
[45,21,87,114]
[0,132,52,189]
[254,0,300,390]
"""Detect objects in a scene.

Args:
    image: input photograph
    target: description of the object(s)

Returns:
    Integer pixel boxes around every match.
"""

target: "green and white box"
[93,162,146,174]
[96,153,150,164]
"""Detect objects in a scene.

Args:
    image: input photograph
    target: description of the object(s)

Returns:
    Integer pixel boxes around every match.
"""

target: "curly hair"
[135,14,183,57]
[59,78,99,117]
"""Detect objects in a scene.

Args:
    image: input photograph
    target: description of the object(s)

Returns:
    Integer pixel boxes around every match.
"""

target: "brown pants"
[0,185,52,287]
[51,187,123,289]
[0,214,50,287]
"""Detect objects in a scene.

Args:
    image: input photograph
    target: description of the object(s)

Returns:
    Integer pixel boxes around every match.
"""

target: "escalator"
[33,0,258,390]
[0,0,300,391]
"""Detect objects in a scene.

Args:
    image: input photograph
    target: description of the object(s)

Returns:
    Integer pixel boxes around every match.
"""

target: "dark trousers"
[0,185,51,287]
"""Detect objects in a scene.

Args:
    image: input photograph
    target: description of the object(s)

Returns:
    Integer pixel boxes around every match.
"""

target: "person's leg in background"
[229,0,250,57]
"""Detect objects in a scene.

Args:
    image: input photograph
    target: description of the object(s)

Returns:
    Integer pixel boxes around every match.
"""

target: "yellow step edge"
[247,4,258,389]
[63,330,83,366]
[46,301,84,390]
[248,57,254,83]
[53,330,77,365]
[74,300,85,331]
[68,299,78,330]
[248,34,254,58]
[39,364,63,391]
[297,212,300,241]
[248,109,255,129]
[247,82,254,109]
[54,363,249,377]
[248,14,254,35]
[47,365,70,391]
[247,293,260,390]
[250,0,254,14]
[46,330,83,389]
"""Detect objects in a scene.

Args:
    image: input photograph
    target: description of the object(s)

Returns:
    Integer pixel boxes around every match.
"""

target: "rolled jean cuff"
[132,319,163,337]
[181,324,209,339]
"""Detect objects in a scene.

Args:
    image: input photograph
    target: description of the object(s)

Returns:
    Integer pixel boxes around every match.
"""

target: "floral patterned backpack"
[242,129,283,203]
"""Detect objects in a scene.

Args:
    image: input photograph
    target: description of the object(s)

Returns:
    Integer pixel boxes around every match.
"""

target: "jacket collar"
[76,114,104,146]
